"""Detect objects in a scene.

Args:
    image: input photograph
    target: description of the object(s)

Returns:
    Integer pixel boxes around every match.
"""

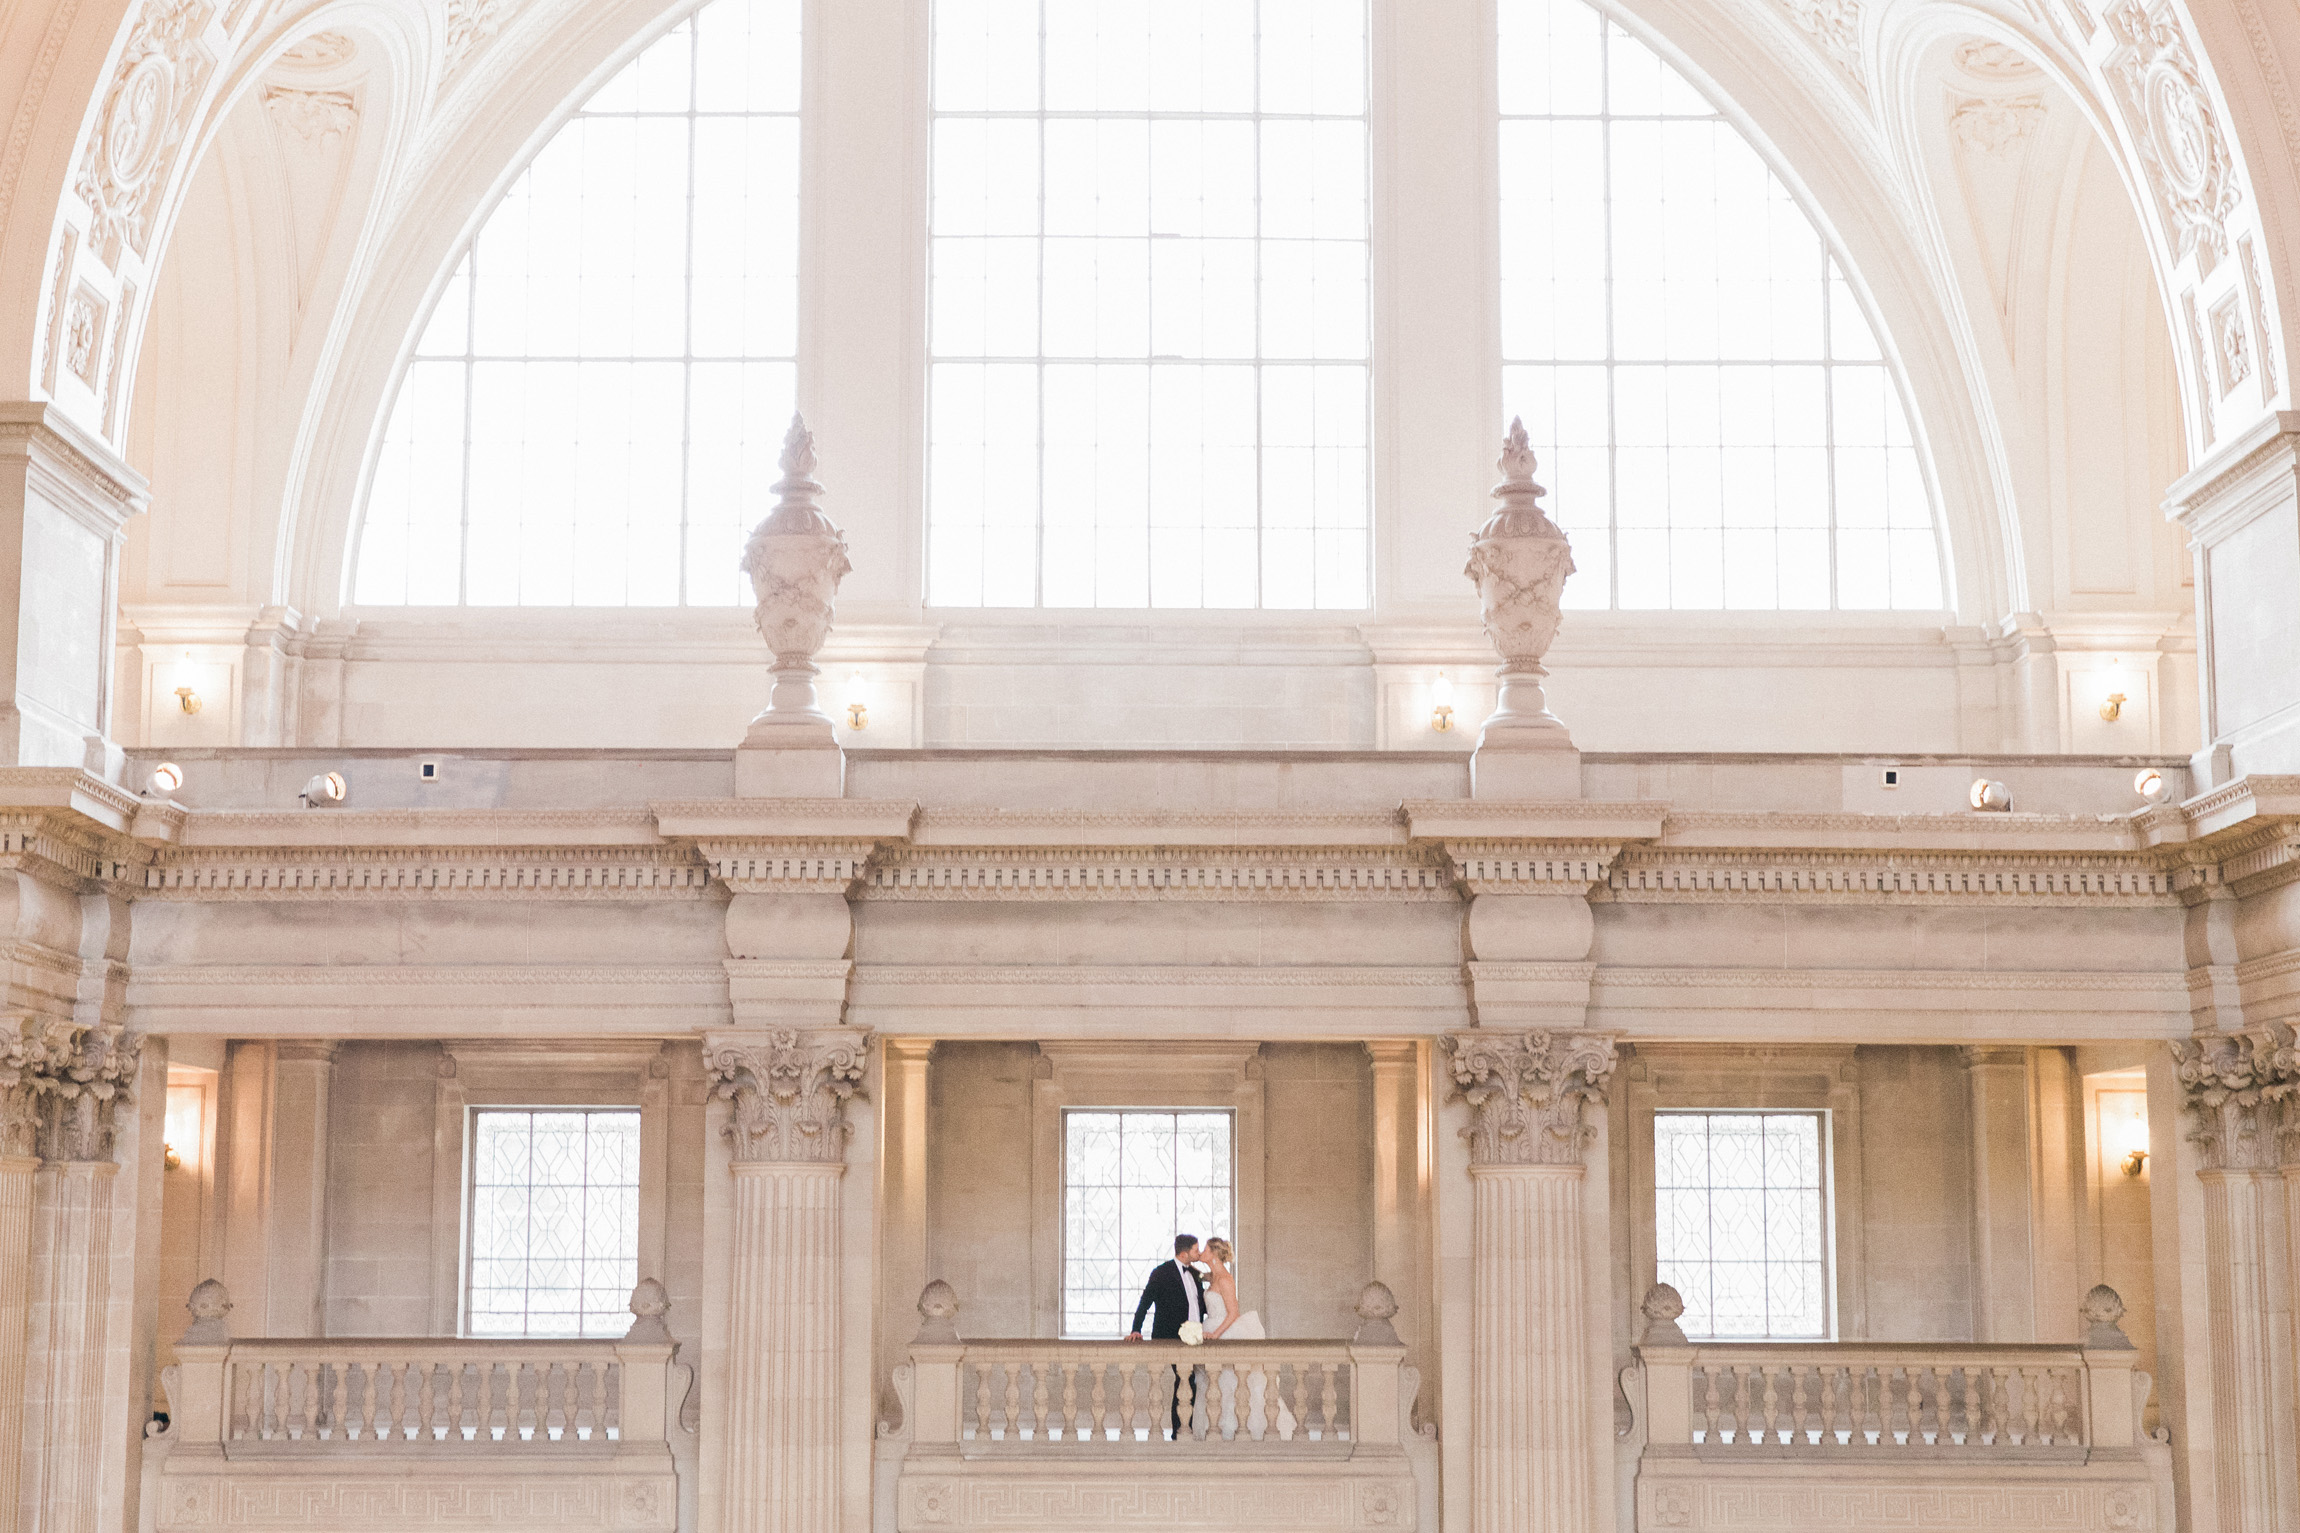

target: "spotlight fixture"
[2134,768,2167,802]
[145,762,184,796]
[300,771,348,808]
[1431,672,1456,733]
[2099,657,2128,722]
[174,685,201,715]
[1969,778,2011,812]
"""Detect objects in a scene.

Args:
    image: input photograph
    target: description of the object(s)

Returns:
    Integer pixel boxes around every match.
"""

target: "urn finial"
[1464,421,1578,792]
[739,414,853,760]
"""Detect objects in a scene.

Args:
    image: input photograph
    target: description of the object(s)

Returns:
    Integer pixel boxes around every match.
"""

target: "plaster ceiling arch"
[123,5,428,605]
[1871,14,2188,626]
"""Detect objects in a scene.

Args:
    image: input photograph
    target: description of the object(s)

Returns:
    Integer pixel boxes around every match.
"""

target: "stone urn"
[1464,418,1575,742]
[741,415,852,725]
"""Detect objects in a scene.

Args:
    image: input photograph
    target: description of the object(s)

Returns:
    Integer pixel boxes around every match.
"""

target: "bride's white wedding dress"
[1204,1293,1297,1438]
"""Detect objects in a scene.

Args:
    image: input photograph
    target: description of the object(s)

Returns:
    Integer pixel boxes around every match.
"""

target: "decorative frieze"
[1605,850,2177,904]
[706,1028,870,1164]
[2170,1027,2299,1169]
[1445,1030,1617,1167]
[140,849,715,898]
[860,847,1455,900]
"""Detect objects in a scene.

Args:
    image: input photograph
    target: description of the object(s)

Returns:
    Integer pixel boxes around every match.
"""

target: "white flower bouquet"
[1177,1321,1205,1346]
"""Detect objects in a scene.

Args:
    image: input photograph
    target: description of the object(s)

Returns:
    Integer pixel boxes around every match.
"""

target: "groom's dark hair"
[1173,1233,1199,1254]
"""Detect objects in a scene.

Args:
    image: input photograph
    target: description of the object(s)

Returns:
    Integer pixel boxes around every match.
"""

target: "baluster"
[267,1362,285,1441]
[1816,1366,1838,1447]
[1289,1362,1310,1444]
[1958,1368,1979,1449]
[447,1362,467,1442]
[330,1359,350,1441]
[2046,1369,2073,1444]
[1901,1365,1922,1447]
[499,1361,518,1442]
[1088,1363,1107,1442]
[365,1362,386,1444]
[997,1362,1018,1439]
[1758,1367,1781,1447]
[2019,1367,2041,1444]
[299,1360,321,1440]
[1785,1367,1807,1448]
[577,1361,599,1441]
[973,1362,991,1441]
[1726,1367,1749,1447]
[1031,1361,1050,1439]
[1122,1362,1142,1442]
[1988,1366,2011,1444]
[1699,1365,1721,1445]
[561,1359,580,1442]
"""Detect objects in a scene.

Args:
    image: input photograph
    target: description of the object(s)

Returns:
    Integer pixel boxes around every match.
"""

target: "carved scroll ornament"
[2170,1026,2298,1170]
[1445,1029,1617,1166]
[706,1027,870,1164]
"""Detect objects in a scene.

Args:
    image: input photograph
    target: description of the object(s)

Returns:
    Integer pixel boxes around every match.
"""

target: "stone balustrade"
[1625,1284,2174,1532]
[152,1279,683,1532]
[892,1280,1430,1530]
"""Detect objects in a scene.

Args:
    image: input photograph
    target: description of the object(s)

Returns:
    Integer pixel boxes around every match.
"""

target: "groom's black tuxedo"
[1130,1259,1205,1339]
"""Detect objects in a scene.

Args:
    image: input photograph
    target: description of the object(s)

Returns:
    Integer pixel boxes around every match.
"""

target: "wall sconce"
[174,685,201,715]
[2099,658,2127,722]
[843,673,868,731]
[1430,673,1455,733]
[2108,1095,2149,1178]
[163,1085,202,1175]
[164,1144,183,1171]
[299,771,348,808]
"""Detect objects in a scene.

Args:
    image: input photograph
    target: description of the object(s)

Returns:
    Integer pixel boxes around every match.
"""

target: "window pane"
[467,1109,643,1337]
[1498,0,1943,611]
[929,0,1371,609]
[1654,1111,1829,1340]
[1062,1109,1234,1338]
[353,0,801,607]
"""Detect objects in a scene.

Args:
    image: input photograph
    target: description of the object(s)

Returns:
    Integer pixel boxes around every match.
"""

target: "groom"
[1124,1234,1206,1439]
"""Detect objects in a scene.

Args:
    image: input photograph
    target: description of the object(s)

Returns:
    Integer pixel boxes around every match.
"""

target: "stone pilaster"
[18,1023,139,1533]
[1445,1030,1616,1533]
[2169,1027,2300,1533]
[706,1028,869,1533]
[1960,1045,2037,1342]
[0,1018,64,1533]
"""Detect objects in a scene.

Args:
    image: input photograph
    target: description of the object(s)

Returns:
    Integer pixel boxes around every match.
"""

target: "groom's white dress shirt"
[1177,1260,1200,1324]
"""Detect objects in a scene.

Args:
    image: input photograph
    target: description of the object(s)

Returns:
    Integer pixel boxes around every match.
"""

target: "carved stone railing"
[1625,1285,2172,1533]
[932,1340,1370,1451]
[154,1280,683,1532]
[892,1281,1429,1531]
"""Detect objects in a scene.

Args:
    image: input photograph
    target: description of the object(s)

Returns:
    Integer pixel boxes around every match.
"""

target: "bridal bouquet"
[1177,1321,1205,1346]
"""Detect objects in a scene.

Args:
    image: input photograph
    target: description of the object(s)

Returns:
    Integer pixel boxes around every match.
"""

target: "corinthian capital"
[0,1016,67,1158]
[706,1027,870,1164]
[2171,1027,2300,1170]
[1444,1029,1616,1166]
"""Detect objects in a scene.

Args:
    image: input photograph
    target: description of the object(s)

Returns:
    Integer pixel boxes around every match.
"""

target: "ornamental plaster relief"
[1768,0,1864,92]
[1444,1029,1616,1166]
[704,1026,869,1164]
[72,0,221,269]
[2100,0,2241,274]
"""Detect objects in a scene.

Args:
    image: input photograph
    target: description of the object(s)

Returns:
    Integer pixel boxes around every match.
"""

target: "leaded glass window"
[353,0,800,606]
[1499,0,1943,610]
[1654,1111,1829,1339]
[926,0,1371,609]
[467,1109,642,1337]
[1062,1110,1232,1337]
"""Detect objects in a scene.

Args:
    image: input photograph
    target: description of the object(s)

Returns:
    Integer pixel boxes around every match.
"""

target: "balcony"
[883,1280,1435,1532]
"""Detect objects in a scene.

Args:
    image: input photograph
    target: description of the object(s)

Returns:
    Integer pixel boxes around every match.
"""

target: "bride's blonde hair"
[1206,1237,1232,1263]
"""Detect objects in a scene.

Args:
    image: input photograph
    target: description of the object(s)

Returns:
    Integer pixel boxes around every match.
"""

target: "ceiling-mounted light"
[1431,672,1455,733]
[300,771,348,808]
[146,762,184,796]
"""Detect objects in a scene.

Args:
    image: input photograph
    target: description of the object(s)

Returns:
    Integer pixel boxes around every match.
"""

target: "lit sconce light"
[174,685,202,715]
[145,762,184,797]
[299,771,348,808]
[1430,672,1455,733]
[1969,778,2012,812]
[2099,657,2128,723]
[163,1088,201,1174]
[2134,768,2167,802]
[163,1144,182,1171]
[2113,1100,2150,1178]
[843,673,869,732]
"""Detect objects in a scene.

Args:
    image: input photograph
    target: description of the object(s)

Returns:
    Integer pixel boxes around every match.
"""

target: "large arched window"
[353,0,800,605]
[1500,0,1943,610]
[925,0,1370,609]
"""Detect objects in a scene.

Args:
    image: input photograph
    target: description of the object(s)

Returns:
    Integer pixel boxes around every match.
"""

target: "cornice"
[0,403,150,519]
[1590,967,2186,995]
[1402,799,1670,842]
[858,845,1456,900]
[169,807,668,849]
[849,964,1467,989]
[2164,409,2300,529]
[138,847,716,899]
[651,798,919,840]
[124,963,728,988]
[0,768,143,830]
[1603,847,2177,905]
[904,808,1412,849]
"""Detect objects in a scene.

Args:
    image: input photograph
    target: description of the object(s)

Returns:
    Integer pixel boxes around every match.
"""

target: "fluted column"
[17,1024,140,1533]
[0,1019,61,1533]
[1446,1030,1616,1533]
[2170,1028,2300,1533]
[706,1028,869,1533]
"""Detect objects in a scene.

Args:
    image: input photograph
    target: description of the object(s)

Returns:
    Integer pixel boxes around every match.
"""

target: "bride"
[1198,1238,1295,1437]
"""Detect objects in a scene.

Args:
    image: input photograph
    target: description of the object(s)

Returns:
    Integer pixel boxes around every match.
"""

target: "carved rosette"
[1445,1029,1617,1166]
[2170,1027,2300,1170]
[1465,421,1576,735]
[741,417,853,675]
[706,1028,870,1164]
